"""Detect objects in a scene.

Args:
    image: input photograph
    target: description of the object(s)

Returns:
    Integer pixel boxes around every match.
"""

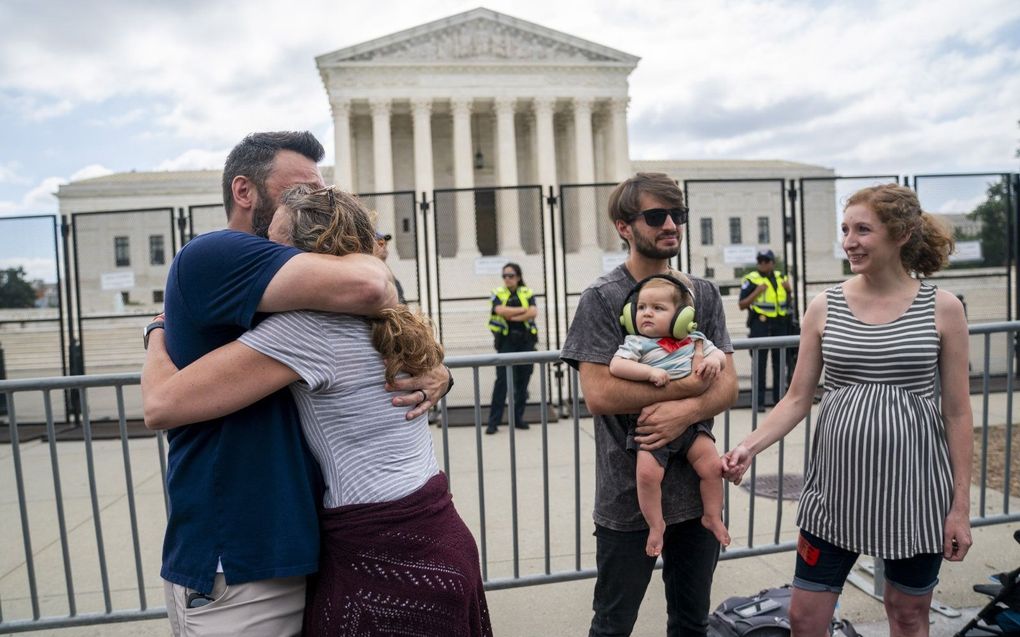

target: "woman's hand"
[386,364,451,420]
[942,510,972,561]
[720,444,754,485]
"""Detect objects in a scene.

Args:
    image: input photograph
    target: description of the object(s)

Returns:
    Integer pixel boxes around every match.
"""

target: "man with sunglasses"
[561,172,738,636]
[738,249,793,412]
[146,131,452,636]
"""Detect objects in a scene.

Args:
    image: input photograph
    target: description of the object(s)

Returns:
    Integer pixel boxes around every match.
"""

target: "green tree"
[967,180,1010,267]
[0,267,37,308]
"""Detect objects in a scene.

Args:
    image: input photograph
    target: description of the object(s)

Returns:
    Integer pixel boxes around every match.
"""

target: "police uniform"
[739,264,791,410]
[486,285,538,433]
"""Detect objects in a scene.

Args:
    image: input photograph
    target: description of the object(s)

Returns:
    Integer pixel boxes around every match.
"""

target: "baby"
[610,276,731,556]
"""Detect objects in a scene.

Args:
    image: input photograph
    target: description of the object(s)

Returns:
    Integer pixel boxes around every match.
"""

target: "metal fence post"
[0,341,6,415]
[785,179,801,319]
[544,185,566,415]
[419,191,433,319]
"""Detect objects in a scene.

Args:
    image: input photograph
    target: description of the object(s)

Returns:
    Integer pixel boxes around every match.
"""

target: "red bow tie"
[657,336,691,353]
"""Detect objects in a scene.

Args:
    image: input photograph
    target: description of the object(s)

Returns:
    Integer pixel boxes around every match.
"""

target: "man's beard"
[632,227,681,260]
[250,184,276,239]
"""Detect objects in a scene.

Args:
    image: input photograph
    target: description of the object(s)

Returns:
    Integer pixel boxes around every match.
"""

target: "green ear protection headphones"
[619,274,697,339]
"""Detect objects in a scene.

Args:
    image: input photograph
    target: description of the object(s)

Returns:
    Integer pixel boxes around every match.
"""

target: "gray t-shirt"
[239,311,440,509]
[560,265,733,531]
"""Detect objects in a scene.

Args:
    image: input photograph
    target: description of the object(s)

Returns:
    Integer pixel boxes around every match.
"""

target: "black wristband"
[442,366,454,397]
[143,320,165,350]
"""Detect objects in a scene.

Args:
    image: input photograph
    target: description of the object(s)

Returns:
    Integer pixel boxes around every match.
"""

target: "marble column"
[609,97,631,181]
[370,98,396,236]
[330,98,353,192]
[451,97,478,256]
[533,97,557,190]
[494,97,521,253]
[411,98,434,201]
[572,97,597,247]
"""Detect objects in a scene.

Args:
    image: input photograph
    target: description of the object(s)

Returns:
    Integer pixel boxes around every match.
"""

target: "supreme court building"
[55,8,841,355]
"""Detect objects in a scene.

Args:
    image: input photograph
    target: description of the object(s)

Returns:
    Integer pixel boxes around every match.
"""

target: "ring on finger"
[418,389,427,403]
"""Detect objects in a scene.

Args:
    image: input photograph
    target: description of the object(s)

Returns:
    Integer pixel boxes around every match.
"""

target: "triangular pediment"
[316,8,639,66]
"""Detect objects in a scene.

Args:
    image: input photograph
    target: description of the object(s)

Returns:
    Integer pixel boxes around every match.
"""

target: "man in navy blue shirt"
[142,131,449,636]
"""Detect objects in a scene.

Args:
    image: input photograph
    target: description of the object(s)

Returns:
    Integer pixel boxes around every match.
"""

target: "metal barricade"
[1,324,1018,632]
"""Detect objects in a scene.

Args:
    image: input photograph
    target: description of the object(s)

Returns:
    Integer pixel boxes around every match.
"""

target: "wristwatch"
[143,320,165,350]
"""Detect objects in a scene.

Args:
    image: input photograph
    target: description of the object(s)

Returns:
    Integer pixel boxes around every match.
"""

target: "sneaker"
[514,422,530,430]
[485,425,498,435]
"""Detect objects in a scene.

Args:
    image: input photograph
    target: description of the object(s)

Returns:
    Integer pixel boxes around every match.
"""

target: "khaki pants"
[163,574,305,637]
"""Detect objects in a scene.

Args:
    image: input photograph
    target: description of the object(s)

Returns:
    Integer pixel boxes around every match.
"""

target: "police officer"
[486,262,538,434]
[738,249,793,412]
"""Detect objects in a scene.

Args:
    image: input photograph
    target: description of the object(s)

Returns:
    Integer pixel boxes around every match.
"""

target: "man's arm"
[737,284,764,311]
[258,252,397,315]
[578,361,710,415]
[633,353,738,450]
[142,329,299,430]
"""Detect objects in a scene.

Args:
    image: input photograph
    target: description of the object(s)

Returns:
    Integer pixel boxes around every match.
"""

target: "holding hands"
[719,444,754,485]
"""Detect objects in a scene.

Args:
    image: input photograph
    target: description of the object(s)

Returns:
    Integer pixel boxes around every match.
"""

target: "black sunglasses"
[629,207,688,227]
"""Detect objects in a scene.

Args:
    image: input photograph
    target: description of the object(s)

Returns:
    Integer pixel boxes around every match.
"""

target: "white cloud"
[70,164,114,181]
[21,176,65,213]
[0,166,110,215]
[155,148,229,171]
[0,257,57,283]
[0,161,29,185]
[0,0,1017,204]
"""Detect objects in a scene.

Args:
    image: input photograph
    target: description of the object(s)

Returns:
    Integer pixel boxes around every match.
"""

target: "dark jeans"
[589,519,720,637]
[748,317,791,408]
[487,335,535,428]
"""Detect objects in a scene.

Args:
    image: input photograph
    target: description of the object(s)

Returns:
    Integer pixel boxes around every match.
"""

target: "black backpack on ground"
[707,585,860,637]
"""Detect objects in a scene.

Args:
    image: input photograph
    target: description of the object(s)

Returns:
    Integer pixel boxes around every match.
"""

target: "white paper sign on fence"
[100,271,135,291]
[723,245,758,265]
[949,241,982,263]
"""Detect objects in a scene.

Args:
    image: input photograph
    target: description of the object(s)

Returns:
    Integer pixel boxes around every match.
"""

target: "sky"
[1,0,1019,281]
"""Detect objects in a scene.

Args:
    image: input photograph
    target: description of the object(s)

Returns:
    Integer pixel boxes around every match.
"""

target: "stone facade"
[53,8,842,333]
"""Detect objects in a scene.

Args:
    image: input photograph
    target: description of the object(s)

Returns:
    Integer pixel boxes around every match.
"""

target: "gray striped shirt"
[797,283,953,559]
[239,311,439,509]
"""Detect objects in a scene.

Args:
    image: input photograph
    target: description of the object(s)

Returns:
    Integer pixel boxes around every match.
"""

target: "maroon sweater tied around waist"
[303,472,492,637]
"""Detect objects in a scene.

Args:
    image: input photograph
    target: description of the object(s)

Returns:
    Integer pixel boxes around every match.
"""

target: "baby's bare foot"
[702,515,730,547]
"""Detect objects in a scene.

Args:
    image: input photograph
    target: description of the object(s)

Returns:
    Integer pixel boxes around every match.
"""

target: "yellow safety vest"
[488,286,538,336]
[742,271,790,318]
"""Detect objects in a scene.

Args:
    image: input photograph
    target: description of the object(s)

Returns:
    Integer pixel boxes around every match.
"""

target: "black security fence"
[913,173,1017,323]
[430,185,553,352]
[683,178,791,302]
[2,171,1018,423]
[69,208,177,379]
[0,215,68,421]
[557,183,624,331]
[183,203,226,245]
[356,190,424,310]
[797,175,901,304]
[429,184,561,422]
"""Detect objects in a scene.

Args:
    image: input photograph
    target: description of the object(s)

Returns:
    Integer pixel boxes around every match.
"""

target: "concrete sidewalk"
[2,394,1018,636]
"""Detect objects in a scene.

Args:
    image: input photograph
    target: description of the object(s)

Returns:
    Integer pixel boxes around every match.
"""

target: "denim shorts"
[793,529,942,596]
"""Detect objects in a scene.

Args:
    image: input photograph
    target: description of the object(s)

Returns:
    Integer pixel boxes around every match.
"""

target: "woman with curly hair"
[143,184,491,637]
[722,184,973,637]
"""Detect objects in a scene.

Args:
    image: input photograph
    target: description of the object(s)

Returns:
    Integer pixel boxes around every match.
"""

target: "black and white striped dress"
[796,283,953,559]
